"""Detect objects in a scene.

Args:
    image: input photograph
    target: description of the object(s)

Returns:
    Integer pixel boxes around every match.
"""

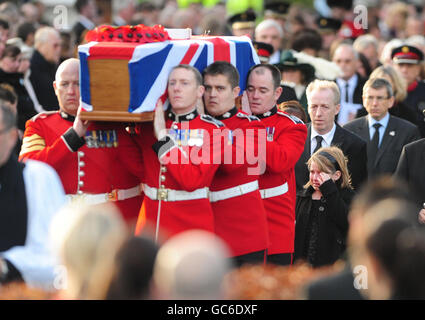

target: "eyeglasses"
[364,96,390,102]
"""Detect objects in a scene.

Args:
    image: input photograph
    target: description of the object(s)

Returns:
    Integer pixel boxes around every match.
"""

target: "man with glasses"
[344,78,420,178]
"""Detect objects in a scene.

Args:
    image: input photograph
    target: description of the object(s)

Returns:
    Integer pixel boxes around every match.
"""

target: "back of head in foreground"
[50,202,128,299]
[153,230,232,300]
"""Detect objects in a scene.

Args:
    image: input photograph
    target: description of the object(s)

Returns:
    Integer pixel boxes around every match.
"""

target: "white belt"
[209,180,259,202]
[66,185,141,205]
[143,184,209,202]
[260,182,288,199]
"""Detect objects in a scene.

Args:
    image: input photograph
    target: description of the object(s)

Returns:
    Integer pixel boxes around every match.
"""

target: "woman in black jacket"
[294,146,355,268]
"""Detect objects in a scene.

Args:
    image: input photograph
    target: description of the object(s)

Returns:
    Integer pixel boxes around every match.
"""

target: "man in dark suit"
[295,79,367,192]
[344,78,420,178]
[332,43,366,126]
[395,138,425,212]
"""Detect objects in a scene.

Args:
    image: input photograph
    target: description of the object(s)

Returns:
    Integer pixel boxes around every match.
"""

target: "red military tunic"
[256,106,307,255]
[209,107,269,257]
[120,108,224,240]
[18,111,143,222]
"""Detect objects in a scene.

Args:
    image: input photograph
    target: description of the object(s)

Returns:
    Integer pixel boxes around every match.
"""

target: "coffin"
[78,35,260,122]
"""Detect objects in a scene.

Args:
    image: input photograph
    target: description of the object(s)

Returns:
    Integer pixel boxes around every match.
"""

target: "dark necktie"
[345,83,350,103]
[313,135,323,154]
[369,123,382,162]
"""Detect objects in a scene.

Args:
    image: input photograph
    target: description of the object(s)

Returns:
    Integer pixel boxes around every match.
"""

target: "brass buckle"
[107,189,118,201]
[157,188,168,201]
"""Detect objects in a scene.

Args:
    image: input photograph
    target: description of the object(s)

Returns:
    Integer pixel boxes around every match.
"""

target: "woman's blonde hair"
[304,146,352,189]
[370,65,407,102]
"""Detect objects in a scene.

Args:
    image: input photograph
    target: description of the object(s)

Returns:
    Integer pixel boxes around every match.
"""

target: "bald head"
[333,44,359,81]
[53,58,80,115]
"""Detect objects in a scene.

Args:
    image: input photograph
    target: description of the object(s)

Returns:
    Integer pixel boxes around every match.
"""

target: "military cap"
[326,0,353,10]
[252,41,274,63]
[228,11,256,30]
[392,45,424,64]
[264,1,290,18]
[316,16,342,32]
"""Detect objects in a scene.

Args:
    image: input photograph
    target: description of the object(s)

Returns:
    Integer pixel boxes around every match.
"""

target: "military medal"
[112,130,118,147]
[106,131,113,148]
[188,129,196,146]
[267,127,275,141]
[98,130,106,148]
[195,129,204,147]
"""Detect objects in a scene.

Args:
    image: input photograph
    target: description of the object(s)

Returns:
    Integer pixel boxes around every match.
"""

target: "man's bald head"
[53,58,80,115]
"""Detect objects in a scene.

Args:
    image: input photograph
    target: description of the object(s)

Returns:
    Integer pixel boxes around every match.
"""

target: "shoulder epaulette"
[30,111,58,122]
[200,114,225,128]
[277,111,304,125]
[236,113,260,122]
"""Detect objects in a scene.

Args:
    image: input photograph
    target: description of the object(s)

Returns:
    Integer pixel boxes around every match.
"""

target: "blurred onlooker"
[332,43,366,125]
[384,1,409,39]
[255,19,284,64]
[59,31,74,63]
[278,100,308,123]
[0,18,9,58]
[291,28,323,57]
[0,45,36,131]
[357,52,372,78]
[131,1,160,26]
[379,38,403,66]
[263,1,290,35]
[72,0,97,46]
[0,83,21,156]
[106,236,158,300]
[353,34,381,71]
[112,0,136,26]
[50,203,128,300]
[20,2,40,25]
[153,230,231,300]
[367,65,417,125]
[392,44,425,137]
[30,27,61,111]
[227,10,256,38]
[294,146,354,268]
[16,23,36,48]
[315,16,342,60]
[276,50,315,110]
[405,15,424,39]
[0,103,66,289]
[0,2,19,38]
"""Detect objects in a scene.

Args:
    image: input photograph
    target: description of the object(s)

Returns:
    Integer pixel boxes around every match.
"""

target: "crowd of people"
[0,0,425,301]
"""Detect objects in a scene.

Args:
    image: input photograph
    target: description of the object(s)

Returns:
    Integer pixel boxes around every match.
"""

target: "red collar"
[408,80,418,92]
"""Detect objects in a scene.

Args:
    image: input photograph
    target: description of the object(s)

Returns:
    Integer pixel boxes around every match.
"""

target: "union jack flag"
[79,36,260,113]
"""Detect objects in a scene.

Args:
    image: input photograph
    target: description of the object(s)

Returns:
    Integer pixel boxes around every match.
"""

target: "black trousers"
[230,250,266,268]
[267,253,293,266]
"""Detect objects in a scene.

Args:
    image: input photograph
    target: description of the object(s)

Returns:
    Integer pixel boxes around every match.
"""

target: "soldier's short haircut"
[170,64,203,86]
[203,61,240,89]
[363,77,394,98]
[247,64,281,90]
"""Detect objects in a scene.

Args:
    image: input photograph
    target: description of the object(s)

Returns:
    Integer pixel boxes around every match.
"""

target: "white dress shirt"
[310,123,336,155]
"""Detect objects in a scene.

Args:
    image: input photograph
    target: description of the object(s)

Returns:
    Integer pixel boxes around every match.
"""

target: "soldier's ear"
[53,81,57,92]
[233,86,240,98]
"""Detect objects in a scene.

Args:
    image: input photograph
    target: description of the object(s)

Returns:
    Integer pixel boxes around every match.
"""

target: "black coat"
[294,180,355,267]
[0,69,36,131]
[344,115,420,177]
[295,123,368,191]
[395,138,425,204]
[403,81,425,137]
[29,50,59,111]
